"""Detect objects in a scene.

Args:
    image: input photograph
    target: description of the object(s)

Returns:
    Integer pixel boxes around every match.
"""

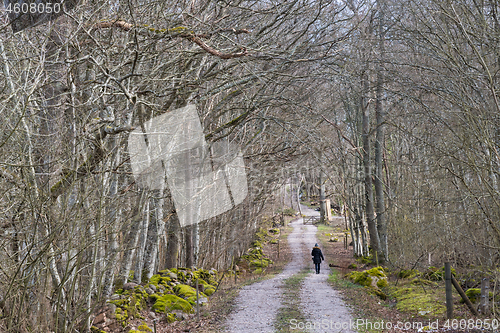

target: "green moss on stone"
[152,294,194,314]
[398,269,418,279]
[173,284,197,298]
[377,278,388,288]
[253,268,263,274]
[203,285,216,296]
[149,274,161,286]
[166,313,176,323]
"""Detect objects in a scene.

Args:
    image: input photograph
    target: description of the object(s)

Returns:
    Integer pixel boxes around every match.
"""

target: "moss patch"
[386,284,446,317]
[151,294,194,314]
[347,266,388,300]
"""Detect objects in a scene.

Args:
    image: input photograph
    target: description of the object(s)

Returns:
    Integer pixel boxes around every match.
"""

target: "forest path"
[298,204,355,333]
[224,205,355,332]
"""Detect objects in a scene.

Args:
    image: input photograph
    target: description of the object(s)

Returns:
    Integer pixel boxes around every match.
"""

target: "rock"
[329,237,339,242]
[169,272,178,280]
[110,294,121,300]
[173,284,198,298]
[107,303,117,317]
[149,284,157,292]
[123,282,139,290]
[209,268,217,275]
[149,311,156,319]
[152,294,194,313]
[171,310,186,320]
[107,321,122,332]
[145,288,154,295]
[93,312,106,324]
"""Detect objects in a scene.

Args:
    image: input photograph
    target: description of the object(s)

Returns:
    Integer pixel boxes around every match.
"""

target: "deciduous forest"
[1,0,500,331]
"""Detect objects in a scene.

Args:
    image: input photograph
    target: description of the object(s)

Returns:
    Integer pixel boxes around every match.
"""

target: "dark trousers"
[315,263,321,274]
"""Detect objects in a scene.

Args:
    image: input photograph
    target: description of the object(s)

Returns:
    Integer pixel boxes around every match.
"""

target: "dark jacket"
[311,246,324,264]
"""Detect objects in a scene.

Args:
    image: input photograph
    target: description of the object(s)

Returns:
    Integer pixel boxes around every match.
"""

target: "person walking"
[311,243,324,274]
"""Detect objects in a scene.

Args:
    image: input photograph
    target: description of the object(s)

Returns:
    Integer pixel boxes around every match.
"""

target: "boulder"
[122,282,139,290]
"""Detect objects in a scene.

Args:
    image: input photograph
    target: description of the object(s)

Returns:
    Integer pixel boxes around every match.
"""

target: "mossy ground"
[386,281,447,317]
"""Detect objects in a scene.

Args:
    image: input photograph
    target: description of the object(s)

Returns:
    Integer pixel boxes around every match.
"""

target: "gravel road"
[224,204,355,332]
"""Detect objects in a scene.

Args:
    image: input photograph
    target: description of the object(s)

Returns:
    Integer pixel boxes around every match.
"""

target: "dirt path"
[224,205,355,332]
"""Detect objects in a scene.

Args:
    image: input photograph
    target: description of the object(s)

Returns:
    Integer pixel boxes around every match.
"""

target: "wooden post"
[277,238,280,259]
[480,278,490,315]
[451,275,479,316]
[196,279,200,321]
[445,262,453,319]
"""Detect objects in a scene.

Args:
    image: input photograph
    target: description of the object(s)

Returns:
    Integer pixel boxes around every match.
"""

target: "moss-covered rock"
[187,295,208,306]
[398,269,418,279]
[173,284,197,298]
[423,266,456,281]
[347,266,386,287]
[356,256,373,264]
[347,266,388,299]
[461,288,493,304]
[129,322,153,333]
[203,285,216,296]
[347,263,358,269]
[115,308,128,326]
[377,278,388,288]
[464,288,481,303]
[366,286,387,300]
[152,294,194,314]
[165,312,176,323]
[250,258,273,268]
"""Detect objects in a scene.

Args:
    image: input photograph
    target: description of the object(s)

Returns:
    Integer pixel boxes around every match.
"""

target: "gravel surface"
[225,204,355,332]
[300,205,356,333]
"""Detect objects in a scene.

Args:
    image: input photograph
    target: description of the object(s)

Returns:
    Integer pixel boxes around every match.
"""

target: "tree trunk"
[320,171,326,222]
[165,212,180,268]
[143,189,165,279]
[117,189,147,287]
[133,201,150,283]
[185,225,194,268]
[362,70,381,258]
[374,0,388,262]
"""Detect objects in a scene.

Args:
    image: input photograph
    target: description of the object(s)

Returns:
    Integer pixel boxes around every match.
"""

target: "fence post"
[480,278,490,315]
[196,279,200,321]
[445,262,453,319]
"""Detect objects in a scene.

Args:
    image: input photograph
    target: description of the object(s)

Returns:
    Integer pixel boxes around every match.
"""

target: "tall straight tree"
[374,0,388,261]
